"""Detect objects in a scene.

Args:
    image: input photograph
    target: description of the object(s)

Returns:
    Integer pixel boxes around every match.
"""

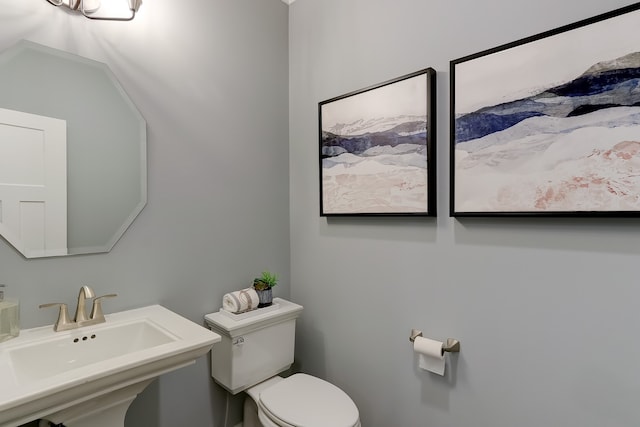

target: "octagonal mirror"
[0,40,146,258]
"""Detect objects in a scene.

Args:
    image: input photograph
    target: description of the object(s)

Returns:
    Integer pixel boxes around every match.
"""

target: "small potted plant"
[253,270,278,308]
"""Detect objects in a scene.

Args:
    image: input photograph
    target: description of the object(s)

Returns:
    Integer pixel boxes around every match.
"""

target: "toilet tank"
[204,298,303,394]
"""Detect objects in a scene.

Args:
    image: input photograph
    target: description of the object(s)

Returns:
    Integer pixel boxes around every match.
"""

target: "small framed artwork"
[450,3,640,217]
[319,68,436,216]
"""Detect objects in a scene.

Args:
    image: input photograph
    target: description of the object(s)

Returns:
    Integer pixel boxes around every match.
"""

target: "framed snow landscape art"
[319,68,436,216]
[450,3,640,217]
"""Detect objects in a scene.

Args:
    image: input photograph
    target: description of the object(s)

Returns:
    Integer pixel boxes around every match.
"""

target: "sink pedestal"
[38,379,153,427]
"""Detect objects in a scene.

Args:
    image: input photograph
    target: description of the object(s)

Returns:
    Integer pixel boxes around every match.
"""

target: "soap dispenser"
[0,284,20,342]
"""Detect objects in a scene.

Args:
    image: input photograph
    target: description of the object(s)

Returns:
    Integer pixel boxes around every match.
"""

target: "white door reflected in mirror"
[0,108,67,258]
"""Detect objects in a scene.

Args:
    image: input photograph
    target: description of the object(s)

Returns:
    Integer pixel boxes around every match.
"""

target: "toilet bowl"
[204,298,361,427]
[244,374,360,427]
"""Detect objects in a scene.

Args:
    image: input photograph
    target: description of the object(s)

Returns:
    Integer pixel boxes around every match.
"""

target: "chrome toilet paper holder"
[409,329,460,353]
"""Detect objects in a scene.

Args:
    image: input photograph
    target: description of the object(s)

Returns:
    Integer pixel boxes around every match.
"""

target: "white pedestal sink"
[0,305,221,427]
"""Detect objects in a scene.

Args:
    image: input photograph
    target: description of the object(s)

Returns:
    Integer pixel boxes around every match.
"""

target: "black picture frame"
[319,68,436,216]
[450,3,640,217]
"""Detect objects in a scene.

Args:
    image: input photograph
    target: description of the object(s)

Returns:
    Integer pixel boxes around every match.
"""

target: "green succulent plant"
[253,271,278,290]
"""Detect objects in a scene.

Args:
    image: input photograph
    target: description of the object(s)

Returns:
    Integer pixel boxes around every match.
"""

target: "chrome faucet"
[40,286,117,332]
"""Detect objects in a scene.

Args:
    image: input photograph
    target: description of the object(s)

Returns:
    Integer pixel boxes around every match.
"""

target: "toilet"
[205,298,361,427]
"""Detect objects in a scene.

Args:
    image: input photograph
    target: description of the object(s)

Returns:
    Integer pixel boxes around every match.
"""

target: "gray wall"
[4,1,640,426]
[0,0,289,426]
[289,1,640,427]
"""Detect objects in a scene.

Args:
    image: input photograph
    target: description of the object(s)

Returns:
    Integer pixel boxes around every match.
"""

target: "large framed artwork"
[319,68,436,216]
[450,3,640,217]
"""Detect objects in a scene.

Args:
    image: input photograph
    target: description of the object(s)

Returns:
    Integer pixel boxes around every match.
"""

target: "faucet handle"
[39,302,73,332]
[90,294,117,320]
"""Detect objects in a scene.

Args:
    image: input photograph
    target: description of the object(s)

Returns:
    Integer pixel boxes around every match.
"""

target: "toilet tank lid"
[204,298,303,337]
[260,373,359,427]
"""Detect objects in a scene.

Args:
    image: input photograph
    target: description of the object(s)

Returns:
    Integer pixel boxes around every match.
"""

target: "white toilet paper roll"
[413,336,445,376]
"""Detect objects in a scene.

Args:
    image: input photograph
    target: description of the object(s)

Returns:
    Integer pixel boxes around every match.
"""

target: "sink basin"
[9,317,176,384]
[0,305,221,427]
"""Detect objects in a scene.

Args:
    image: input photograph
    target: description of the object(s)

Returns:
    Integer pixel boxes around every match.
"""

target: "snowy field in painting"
[455,107,640,211]
[322,142,428,213]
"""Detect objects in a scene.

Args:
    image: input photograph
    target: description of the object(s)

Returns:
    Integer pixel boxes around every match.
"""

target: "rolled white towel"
[222,288,259,313]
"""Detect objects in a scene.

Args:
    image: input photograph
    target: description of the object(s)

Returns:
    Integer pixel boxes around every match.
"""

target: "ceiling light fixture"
[45,0,142,21]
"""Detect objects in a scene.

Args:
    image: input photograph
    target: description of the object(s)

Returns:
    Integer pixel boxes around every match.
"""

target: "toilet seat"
[257,374,360,427]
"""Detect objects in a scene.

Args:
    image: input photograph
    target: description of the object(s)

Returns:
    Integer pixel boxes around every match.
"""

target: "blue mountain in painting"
[322,120,426,158]
[455,52,640,143]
